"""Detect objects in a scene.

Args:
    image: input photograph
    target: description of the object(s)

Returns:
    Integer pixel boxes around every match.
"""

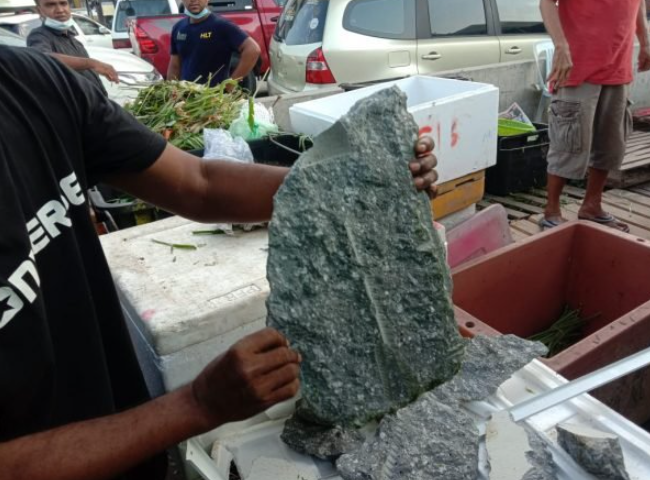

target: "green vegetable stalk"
[528,306,597,358]
[124,77,246,150]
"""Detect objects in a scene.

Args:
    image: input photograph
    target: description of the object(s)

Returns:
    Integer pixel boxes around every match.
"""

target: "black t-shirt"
[170,14,248,87]
[0,46,167,479]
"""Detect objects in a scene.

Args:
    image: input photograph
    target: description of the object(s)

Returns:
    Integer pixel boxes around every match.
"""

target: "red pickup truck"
[129,0,283,86]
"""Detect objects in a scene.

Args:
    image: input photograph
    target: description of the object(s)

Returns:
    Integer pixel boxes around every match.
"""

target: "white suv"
[269,0,549,94]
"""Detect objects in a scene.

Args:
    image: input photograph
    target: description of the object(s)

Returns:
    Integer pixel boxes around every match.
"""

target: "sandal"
[578,213,630,233]
[538,217,565,231]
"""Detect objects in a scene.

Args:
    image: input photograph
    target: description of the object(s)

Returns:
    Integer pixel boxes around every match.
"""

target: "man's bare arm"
[107,144,288,223]
[167,54,182,80]
[106,136,438,225]
[50,54,119,82]
[0,329,300,480]
[540,0,572,88]
[230,37,261,81]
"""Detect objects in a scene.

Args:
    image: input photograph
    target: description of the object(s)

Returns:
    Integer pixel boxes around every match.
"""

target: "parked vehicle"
[0,12,114,48]
[0,0,34,13]
[268,0,548,94]
[111,0,179,49]
[128,0,285,83]
[0,27,162,105]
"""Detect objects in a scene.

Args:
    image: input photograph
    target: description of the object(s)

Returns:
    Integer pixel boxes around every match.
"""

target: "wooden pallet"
[481,183,650,241]
[608,130,650,188]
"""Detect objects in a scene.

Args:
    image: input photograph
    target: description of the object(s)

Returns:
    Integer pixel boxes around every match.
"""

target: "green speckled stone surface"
[266,87,465,427]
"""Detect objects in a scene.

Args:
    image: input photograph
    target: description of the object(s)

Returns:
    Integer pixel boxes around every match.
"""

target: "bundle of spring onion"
[124,79,245,150]
[528,306,595,358]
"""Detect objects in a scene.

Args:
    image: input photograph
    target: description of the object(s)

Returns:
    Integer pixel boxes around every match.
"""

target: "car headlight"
[117,70,163,85]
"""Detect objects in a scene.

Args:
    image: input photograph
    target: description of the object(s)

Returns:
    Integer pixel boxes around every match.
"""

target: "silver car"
[269,0,549,94]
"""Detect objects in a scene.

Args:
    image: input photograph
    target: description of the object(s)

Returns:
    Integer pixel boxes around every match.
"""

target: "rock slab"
[336,335,549,480]
[557,423,630,480]
[266,87,464,427]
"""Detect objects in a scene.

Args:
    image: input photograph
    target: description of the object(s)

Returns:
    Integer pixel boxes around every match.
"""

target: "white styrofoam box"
[101,216,271,391]
[184,361,650,480]
[289,76,499,184]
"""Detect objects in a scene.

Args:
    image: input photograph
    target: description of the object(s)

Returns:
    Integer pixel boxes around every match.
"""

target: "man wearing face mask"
[27,0,119,95]
[167,0,260,88]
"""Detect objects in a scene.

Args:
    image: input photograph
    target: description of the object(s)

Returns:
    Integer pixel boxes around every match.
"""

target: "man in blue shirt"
[167,0,260,87]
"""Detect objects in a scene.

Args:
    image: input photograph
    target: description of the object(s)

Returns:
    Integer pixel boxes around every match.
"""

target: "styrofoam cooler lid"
[289,75,499,184]
[100,217,270,356]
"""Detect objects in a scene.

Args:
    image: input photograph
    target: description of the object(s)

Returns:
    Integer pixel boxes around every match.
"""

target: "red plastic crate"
[452,221,650,424]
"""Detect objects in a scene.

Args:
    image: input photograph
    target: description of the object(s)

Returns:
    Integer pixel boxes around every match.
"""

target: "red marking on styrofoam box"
[141,309,156,322]
[419,126,433,136]
[451,119,460,148]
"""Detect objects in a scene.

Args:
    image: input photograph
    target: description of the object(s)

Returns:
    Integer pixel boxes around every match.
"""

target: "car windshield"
[274,0,328,46]
[0,18,40,38]
[0,27,27,46]
[114,0,171,32]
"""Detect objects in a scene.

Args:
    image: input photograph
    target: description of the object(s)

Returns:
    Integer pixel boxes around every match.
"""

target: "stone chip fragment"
[557,423,630,480]
[281,414,365,460]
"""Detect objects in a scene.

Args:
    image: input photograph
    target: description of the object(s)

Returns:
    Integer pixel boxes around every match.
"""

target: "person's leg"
[579,166,608,216]
[541,84,599,229]
[578,84,631,232]
[544,173,566,221]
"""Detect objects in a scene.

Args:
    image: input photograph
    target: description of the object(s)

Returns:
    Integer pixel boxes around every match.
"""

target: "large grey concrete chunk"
[557,423,630,480]
[266,87,465,427]
[433,335,548,405]
[336,394,479,480]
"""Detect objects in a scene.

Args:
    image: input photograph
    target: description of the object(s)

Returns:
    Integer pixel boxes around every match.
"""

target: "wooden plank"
[510,218,541,236]
[478,200,528,220]
[630,186,650,196]
[626,138,650,147]
[554,186,586,201]
[563,202,650,236]
[529,188,578,207]
[509,228,530,242]
[484,195,545,214]
[508,192,547,206]
[624,144,650,154]
[608,167,650,189]
[620,162,650,174]
[604,189,650,209]
[621,152,650,165]
[620,156,650,170]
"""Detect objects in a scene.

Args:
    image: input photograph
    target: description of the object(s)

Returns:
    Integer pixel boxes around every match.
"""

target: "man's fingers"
[264,379,301,406]
[255,363,300,398]
[235,327,288,354]
[410,154,437,174]
[414,171,438,190]
[416,136,434,155]
[253,346,302,376]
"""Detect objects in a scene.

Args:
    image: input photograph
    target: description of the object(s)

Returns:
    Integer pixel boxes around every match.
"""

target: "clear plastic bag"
[202,128,254,163]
